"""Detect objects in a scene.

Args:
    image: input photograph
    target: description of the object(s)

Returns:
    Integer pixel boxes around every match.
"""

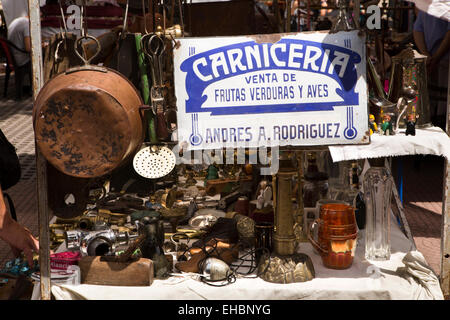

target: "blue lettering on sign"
[180,39,361,115]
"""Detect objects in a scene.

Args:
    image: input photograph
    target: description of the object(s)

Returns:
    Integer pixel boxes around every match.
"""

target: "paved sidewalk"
[392,155,445,277]
[0,93,38,265]
[0,74,445,280]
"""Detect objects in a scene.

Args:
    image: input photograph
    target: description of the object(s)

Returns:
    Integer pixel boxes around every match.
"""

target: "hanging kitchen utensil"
[139,0,175,141]
[141,32,170,141]
[106,0,141,89]
[33,2,145,179]
[132,145,176,179]
[43,1,81,82]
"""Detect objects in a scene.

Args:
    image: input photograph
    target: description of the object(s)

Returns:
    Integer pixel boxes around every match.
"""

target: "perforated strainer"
[133,146,176,179]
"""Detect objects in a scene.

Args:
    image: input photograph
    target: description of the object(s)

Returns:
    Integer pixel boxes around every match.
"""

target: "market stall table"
[38,209,443,300]
[328,126,450,162]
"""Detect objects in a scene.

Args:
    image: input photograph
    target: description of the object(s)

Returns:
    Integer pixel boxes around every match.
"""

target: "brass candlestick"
[273,166,298,256]
[258,152,315,284]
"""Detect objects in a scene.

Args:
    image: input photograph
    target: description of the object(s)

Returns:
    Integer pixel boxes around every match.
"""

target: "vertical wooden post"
[306,0,310,30]
[354,0,360,28]
[286,0,291,33]
[273,0,281,33]
[441,58,450,299]
[27,0,51,300]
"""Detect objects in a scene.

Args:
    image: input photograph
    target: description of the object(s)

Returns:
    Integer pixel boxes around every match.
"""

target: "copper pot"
[33,65,144,178]
[308,203,357,269]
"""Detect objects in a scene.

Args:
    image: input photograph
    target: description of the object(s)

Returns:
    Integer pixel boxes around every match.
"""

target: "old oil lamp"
[388,44,431,128]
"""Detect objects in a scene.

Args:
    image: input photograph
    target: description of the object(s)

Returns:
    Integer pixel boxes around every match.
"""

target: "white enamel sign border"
[173,30,368,150]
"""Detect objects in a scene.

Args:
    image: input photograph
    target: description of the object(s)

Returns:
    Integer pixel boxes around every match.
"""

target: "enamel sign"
[173,30,368,150]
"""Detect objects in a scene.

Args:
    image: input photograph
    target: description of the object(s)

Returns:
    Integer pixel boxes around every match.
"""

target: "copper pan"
[33,39,144,178]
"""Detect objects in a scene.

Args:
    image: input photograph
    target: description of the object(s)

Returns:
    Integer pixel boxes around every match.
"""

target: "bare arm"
[0,185,39,266]
[425,30,450,73]
[432,30,450,62]
[24,36,31,53]
[413,31,431,56]
[0,189,8,229]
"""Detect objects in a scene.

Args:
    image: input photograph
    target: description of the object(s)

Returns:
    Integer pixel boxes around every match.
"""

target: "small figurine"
[369,114,378,135]
[404,113,419,136]
[256,180,273,210]
[381,114,393,135]
[204,164,219,186]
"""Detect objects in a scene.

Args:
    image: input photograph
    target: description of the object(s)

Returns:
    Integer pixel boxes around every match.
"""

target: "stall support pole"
[441,65,450,299]
[27,0,51,300]
[353,0,360,26]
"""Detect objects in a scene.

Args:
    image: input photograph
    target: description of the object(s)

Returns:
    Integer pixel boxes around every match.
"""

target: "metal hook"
[80,4,85,38]
[58,0,68,35]
[142,0,148,34]
[149,34,166,56]
[74,35,102,66]
[54,39,65,63]
[178,0,184,37]
[121,0,130,40]
[161,0,166,37]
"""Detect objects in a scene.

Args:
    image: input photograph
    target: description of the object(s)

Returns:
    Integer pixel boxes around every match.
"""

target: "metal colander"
[133,146,176,179]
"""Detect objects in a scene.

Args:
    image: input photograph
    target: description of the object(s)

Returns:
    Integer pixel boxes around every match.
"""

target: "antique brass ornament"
[155,25,182,39]
[226,212,255,242]
[161,187,178,208]
[258,253,315,284]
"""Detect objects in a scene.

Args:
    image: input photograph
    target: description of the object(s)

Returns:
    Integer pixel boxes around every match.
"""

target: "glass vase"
[363,158,393,261]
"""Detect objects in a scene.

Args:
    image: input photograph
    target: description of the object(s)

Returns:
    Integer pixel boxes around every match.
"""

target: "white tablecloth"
[328,126,450,162]
[48,211,444,300]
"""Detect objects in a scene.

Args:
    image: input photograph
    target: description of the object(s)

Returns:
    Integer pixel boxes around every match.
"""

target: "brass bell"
[388,44,431,128]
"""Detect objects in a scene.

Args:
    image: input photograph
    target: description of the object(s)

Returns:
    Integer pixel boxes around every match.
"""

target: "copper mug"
[308,204,357,269]
[303,199,349,240]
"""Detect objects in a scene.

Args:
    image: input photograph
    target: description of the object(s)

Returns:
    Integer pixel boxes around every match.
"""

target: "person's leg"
[23,62,32,97]
[14,65,24,100]
[4,67,10,98]
[13,61,32,100]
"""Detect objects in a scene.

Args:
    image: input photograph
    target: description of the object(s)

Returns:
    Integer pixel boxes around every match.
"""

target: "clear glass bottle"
[363,158,393,261]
